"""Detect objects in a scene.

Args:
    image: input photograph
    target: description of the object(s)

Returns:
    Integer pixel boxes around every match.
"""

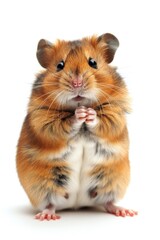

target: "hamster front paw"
[105,202,138,217]
[73,106,87,129]
[85,108,98,127]
[35,204,61,221]
[74,106,98,129]
[75,106,87,123]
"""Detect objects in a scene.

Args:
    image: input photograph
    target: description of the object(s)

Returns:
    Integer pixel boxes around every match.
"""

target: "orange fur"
[16,33,132,217]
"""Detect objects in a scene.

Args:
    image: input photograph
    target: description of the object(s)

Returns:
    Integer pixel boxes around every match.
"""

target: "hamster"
[16,33,137,220]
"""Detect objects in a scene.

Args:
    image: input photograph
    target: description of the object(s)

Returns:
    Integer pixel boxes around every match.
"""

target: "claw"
[35,212,61,221]
[105,202,138,217]
[35,205,61,221]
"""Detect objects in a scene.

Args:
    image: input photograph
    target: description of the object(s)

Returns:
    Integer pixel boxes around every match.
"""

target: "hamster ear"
[36,39,53,68]
[98,33,119,63]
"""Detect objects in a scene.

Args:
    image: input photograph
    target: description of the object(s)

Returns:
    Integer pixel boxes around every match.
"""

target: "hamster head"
[36,33,124,109]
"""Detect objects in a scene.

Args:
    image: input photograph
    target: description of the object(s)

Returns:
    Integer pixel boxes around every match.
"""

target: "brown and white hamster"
[16,33,137,220]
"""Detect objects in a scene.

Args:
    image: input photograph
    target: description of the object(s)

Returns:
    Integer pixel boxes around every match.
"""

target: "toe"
[51,215,57,220]
[120,210,126,217]
[128,210,134,216]
[35,213,41,219]
[115,210,120,216]
[126,209,138,216]
[46,214,52,221]
[40,213,46,221]
[51,214,61,220]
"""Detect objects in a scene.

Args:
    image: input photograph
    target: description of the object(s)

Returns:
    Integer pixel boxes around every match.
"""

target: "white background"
[0,0,160,239]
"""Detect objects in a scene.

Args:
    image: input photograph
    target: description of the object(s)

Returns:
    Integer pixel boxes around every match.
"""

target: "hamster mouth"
[72,95,85,102]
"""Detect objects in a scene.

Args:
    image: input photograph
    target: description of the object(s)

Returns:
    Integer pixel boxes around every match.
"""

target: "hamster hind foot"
[105,202,138,217]
[35,204,61,221]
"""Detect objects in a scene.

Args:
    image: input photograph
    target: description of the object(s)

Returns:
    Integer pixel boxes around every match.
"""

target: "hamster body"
[16,33,137,220]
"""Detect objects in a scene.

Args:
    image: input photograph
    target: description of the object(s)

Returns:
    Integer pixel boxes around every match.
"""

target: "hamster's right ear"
[98,33,119,63]
[36,39,53,68]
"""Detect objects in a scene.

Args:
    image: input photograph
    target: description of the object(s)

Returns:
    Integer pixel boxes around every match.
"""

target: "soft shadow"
[11,205,36,216]
[11,205,104,217]
[58,206,105,216]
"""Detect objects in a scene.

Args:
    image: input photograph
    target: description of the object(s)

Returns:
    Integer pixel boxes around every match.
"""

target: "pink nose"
[72,78,83,88]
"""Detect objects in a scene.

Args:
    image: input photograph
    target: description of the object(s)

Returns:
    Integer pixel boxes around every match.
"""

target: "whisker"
[45,90,65,119]
[32,82,59,89]
[62,70,72,79]
[31,90,56,103]
[93,92,105,116]
[35,91,56,113]
[99,87,127,110]
[96,83,127,96]
[97,89,114,111]
[103,83,127,92]
[60,78,72,91]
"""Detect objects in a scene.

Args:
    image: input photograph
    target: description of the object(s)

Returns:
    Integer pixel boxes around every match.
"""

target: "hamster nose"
[72,78,83,88]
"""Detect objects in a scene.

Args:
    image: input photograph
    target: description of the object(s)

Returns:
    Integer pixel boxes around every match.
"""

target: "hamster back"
[16,33,137,220]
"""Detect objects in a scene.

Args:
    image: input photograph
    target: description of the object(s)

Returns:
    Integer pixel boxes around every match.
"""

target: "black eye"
[57,60,64,71]
[88,58,97,69]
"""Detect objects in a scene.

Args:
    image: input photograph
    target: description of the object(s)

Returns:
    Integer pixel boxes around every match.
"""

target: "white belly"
[52,137,108,210]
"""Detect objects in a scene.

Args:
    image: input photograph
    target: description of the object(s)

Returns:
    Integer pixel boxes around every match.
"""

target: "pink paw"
[35,209,61,221]
[105,202,138,217]
[85,108,97,125]
[75,106,87,123]
[74,106,98,127]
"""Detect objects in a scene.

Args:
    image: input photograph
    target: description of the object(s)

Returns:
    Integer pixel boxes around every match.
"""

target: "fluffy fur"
[16,33,137,220]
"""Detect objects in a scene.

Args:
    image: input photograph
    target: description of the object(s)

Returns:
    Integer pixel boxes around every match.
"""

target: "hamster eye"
[57,60,65,71]
[88,58,97,69]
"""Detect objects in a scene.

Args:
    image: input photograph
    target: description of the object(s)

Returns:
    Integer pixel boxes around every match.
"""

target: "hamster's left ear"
[98,33,119,63]
[36,39,53,68]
